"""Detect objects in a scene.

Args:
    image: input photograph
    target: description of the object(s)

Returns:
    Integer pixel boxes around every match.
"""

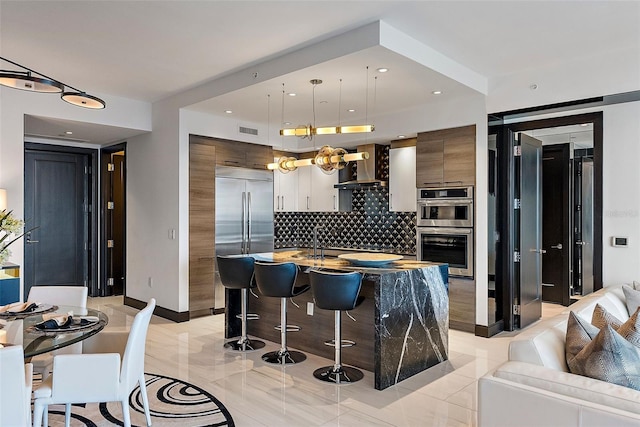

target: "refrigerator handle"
[241,191,246,254]
[247,192,252,253]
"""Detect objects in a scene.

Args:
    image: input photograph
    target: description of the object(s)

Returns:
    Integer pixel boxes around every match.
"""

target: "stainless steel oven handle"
[417,227,473,235]
[417,199,473,206]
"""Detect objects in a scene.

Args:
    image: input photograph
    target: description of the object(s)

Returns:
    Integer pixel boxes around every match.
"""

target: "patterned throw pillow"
[566,311,600,366]
[623,285,640,316]
[567,325,640,391]
[591,303,624,330]
[618,306,640,347]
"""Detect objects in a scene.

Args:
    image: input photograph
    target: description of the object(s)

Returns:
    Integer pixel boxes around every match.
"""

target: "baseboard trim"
[450,320,475,333]
[475,320,504,338]
[124,296,190,323]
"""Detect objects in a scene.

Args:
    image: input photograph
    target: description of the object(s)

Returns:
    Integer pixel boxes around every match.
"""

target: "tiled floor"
[87,297,566,426]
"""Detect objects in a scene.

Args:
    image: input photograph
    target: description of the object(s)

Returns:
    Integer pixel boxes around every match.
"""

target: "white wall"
[126,103,185,311]
[601,101,640,285]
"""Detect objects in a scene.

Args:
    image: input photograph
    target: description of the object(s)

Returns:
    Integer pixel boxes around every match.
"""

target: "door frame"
[100,142,127,297]
[491,112,603,331]
[23,142,98,296]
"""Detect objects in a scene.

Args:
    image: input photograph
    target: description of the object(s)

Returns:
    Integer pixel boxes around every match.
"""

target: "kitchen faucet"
[313,224,325,259]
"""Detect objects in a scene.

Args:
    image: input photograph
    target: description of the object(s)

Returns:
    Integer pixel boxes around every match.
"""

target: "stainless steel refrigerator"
[214,166,274,310]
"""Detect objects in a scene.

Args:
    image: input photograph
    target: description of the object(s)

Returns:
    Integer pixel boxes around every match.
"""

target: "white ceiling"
[1,1,639,146]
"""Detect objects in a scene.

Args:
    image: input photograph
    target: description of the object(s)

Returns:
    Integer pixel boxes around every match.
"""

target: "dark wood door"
[518,133,543,329]
[542,144,571,305]
[24,150,89,297]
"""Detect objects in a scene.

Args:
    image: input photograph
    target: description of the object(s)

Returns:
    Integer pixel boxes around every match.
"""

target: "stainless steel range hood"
[334,143,387,189]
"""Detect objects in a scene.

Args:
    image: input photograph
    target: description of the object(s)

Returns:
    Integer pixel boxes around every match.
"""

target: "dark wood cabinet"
[189,142,216,316]
[416,125,476,187]
[245,144,273,169]
[209,138,272,170]
[214,141,245,167]
[449,277,476,332]
[416,138,444,186]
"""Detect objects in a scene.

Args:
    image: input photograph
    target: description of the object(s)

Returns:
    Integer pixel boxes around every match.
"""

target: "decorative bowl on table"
[337,253,403,267]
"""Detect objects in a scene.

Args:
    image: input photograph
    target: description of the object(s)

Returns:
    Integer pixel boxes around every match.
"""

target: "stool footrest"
[323,339,356,348]
[274,324,301,332]
[235,313,260,320]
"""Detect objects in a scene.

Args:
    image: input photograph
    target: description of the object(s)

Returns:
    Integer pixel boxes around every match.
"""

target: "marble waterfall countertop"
[229,251,449,390]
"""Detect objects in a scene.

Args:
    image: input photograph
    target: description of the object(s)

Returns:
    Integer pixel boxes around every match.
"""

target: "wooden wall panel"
[189,142,216,314]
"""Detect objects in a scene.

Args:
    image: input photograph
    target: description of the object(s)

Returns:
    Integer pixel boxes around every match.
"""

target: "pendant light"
[279,79,374,138]
[268,72,373,174]
[0,56,106,109]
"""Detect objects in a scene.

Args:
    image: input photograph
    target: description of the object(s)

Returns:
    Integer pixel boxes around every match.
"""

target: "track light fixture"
[0,56,106,109]
[279,79,373,139]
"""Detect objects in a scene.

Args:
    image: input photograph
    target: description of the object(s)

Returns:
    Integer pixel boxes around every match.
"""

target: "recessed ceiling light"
[432,90,442,95]
[288,93,296,97]
[225,110,233,114]
[397,135,406,139]
[347,109,355,112]
[65,131,73,135]
[284,122,291,126]
[377,68,389,73]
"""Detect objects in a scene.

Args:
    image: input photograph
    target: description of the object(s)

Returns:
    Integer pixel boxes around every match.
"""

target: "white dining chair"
[27,285,89,380]
[33,298,156,427]
[0,345,34,427]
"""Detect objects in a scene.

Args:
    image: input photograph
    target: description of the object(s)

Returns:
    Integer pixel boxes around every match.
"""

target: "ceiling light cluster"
[0,56,105,109]
[267,145,369,174]
[270,74,377,174]
[279,78,374,140]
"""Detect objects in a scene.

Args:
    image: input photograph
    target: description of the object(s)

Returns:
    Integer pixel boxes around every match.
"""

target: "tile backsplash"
[274,186,417,255]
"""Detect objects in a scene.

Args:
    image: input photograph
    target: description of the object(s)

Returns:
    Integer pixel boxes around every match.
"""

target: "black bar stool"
[216,255,265,351]
[254,261,310,364]
[309,269,364,384]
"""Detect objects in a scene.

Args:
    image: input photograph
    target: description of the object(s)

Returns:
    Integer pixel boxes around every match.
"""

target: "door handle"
[247,192,252,253]
[390,194,393,210]
[241,192,246,254]
[576,241,588,246]
[26,231,39,244]
[551,243,563,249]
[276,195,280,210]
[530,248,547,254]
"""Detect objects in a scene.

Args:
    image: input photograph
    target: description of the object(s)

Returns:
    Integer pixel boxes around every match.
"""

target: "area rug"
[42,373,235,427]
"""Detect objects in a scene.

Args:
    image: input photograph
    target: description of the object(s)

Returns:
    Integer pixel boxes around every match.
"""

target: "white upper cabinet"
[389,146,417,212]
[273,158,298,212]
[298,165,339,212]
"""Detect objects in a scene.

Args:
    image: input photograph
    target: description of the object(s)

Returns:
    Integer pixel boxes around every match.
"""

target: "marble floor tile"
[82,295,555,426]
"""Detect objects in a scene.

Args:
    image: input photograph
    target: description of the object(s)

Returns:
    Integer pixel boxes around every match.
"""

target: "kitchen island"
[225,251,448,390]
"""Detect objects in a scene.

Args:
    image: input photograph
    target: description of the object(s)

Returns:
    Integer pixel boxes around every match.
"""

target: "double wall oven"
[416,186,474,277]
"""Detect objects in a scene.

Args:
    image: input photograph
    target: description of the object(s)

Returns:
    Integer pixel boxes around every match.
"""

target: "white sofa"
[478,285,640,427]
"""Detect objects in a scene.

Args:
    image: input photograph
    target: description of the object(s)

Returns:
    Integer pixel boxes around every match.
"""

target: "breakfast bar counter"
[225,251,449,390]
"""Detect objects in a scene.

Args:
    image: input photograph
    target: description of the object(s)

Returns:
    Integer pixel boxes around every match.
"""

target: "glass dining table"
[0,304,108,358]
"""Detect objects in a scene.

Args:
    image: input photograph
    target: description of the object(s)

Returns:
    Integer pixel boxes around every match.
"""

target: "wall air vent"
[239,126,258,136]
